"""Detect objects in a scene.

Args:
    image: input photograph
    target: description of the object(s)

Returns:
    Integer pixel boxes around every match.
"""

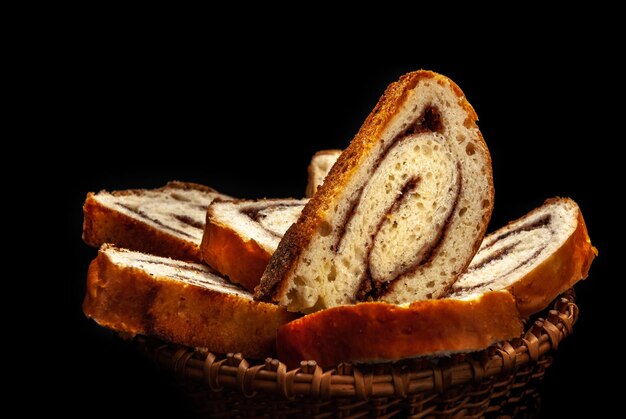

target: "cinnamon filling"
[241,203,300,222]
[373,106,444,174]
[466,241,519,272]
[118,204,195,238]
[133,259,248,293]
[357,164,462,301]
[402,105,443,136]
[450,215,554,295]
[356,176,422,300]
[452,246,547,295]
[241,206,270,222]
[333,187,364,252]
[328,105,460,302]
[487,214,551,247]
[174,214,204,229]
[242,203,304,238]
[335,106,445,254]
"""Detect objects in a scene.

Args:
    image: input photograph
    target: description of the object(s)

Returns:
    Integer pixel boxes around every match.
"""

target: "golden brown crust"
[506,198,597,317]
[305,149,342,197]
[200,215,271,292]
[256,70,494,301]
[83,248,298,359]
[276,291,522,369]
[82,181,217,262]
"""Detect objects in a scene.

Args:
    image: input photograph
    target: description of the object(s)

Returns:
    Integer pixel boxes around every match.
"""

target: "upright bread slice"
[83,181,229,262]
[257,70,494,312]
[305,149,342,197]
[447,197,596,316]
[201,198,308,291]
[277,291,522,369]
[83,245,297,358]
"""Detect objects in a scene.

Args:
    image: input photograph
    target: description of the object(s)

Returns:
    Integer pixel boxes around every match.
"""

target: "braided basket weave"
[137,289,577,418]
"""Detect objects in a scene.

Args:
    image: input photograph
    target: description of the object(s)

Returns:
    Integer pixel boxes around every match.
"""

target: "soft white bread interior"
[201,198,308,291]
[83,181,229,262]
[447,197,596,316]
[305,149,342,197]
[83,245,297,358]
[256,70,494,312]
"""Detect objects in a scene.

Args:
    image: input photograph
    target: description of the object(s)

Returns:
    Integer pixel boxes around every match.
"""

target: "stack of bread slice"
[82,70,596,366]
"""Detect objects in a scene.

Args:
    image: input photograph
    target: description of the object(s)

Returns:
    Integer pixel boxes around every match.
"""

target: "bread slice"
[83,181,229,262]
[83,245,297,358]
[256,70,494,312]
[200,198,308,291]
[447,197,596,317]
[200,147,342,290]
[305,149,342,197]
[276,291,522,368]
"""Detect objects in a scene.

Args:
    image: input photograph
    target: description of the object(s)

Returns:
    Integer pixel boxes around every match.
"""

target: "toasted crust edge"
[276,291,522,369]
[200,208,272,292]
[256,70,494,302]
[83,247,298,358]
[505,198,597,317]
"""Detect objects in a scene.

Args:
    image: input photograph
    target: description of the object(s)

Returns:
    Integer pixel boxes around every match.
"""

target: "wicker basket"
[136,289,577,418]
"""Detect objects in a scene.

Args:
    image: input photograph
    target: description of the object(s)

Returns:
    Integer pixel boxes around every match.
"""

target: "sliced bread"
[83,181,229,262]
[447,197,596,316]
[256,70,494,312]
[201,198,308,291]
[83,245,297,358]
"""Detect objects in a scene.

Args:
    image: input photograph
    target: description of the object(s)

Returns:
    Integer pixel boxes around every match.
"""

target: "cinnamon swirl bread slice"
[201,198,308,291]
[305,149,341,197]
[257,70,494,312]
[447,197,596,316]
[83,245,297,358]
[83,181,229,262]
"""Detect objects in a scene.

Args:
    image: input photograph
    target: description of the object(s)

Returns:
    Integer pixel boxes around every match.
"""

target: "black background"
[60,33,621,417]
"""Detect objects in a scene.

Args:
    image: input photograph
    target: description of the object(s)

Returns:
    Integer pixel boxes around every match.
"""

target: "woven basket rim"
[138,289,577,401]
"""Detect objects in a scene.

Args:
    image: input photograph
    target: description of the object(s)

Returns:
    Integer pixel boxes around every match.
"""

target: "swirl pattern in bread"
[256,70,494,312]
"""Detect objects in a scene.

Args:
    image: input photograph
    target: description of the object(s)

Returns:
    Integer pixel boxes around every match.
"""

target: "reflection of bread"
[83,181,229,262]
[257,70,494,312]
[276,291,522,369]
[447,197,596,316]
[201,198,307,291]
[305,149,341,197]
[83,245,297,358]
